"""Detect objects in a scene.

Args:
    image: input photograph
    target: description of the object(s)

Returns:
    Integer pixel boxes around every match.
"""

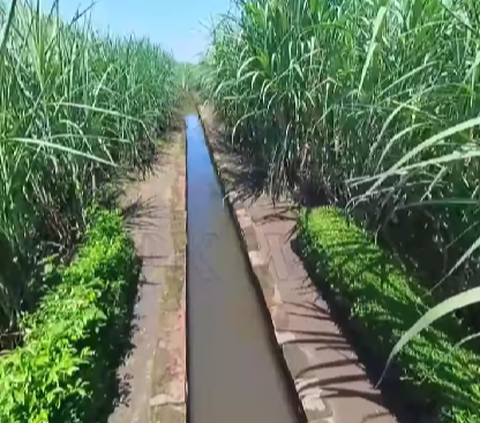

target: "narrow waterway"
[186,114,300,423]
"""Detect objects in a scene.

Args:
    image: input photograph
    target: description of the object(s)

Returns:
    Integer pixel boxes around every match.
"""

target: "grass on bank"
[202,0,480,322]
[0,208,140,423]
[299,207,480,423]
[202,0,480,390]
[0,0,179,333]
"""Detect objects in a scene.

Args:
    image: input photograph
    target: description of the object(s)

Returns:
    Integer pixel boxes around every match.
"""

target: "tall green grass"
[0,0,178,333]
[204,0,480,368]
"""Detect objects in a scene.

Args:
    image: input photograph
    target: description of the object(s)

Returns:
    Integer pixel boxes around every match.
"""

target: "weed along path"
[197,106,401,423]
[109,130,186,423]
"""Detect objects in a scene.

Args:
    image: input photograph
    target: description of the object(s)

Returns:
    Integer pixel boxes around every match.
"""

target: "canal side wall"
[148,137,187,423]
[110,134,187,423]
[194,110,310,423]
[196,105,398,423]
[195,106,325,423]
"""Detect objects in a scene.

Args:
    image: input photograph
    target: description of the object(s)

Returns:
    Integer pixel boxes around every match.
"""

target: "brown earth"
[108,130,186,423]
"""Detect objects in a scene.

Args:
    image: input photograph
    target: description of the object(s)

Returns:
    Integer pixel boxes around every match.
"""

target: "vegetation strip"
[201,0,480,359]
[0,208,140,423]
[0,1,178,332]
[298,207,480,423]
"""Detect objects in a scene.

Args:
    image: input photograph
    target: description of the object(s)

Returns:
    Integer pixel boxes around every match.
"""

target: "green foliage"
[177,62,204,93]
[0,0,179,329]
[204,0,480,336]
[205,0,480,210]
[298,207,480,423]
[0,208,140,423]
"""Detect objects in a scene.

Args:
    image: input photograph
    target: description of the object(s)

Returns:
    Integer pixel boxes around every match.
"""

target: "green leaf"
[377,287,480,386]
[358,6,387,94]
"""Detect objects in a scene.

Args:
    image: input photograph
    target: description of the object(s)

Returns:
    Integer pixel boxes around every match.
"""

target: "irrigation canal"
[185,114,301,423]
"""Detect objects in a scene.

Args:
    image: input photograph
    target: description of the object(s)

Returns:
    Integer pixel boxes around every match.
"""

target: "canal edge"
[149,133,188,423]
[195,105,334,423]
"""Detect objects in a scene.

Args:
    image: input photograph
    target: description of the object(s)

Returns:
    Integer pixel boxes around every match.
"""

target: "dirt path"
[198,105,400,423]
[108,132,186,423]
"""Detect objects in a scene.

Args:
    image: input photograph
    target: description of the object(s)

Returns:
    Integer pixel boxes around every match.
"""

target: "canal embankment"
[197,105,400,423]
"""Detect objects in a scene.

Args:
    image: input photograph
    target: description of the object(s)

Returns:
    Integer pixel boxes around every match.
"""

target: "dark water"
[186,114,300,423]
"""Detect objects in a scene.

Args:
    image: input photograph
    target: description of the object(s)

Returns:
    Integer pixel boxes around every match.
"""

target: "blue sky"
[44,0,233,63]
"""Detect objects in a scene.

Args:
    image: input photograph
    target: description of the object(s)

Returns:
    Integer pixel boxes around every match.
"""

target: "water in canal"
[186,114,300,423]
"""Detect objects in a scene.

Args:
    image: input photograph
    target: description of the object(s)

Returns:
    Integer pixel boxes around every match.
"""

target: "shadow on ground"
[205,125,268,204]
[289,236,439,423]
[92,262,141,423]
[95,193,163,422]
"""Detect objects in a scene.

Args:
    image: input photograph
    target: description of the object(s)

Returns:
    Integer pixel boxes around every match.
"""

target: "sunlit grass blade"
[377,286,480,387]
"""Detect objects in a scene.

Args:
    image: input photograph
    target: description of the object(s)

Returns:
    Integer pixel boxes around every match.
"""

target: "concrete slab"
[199,105,398,423]
[109,134,186,423]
